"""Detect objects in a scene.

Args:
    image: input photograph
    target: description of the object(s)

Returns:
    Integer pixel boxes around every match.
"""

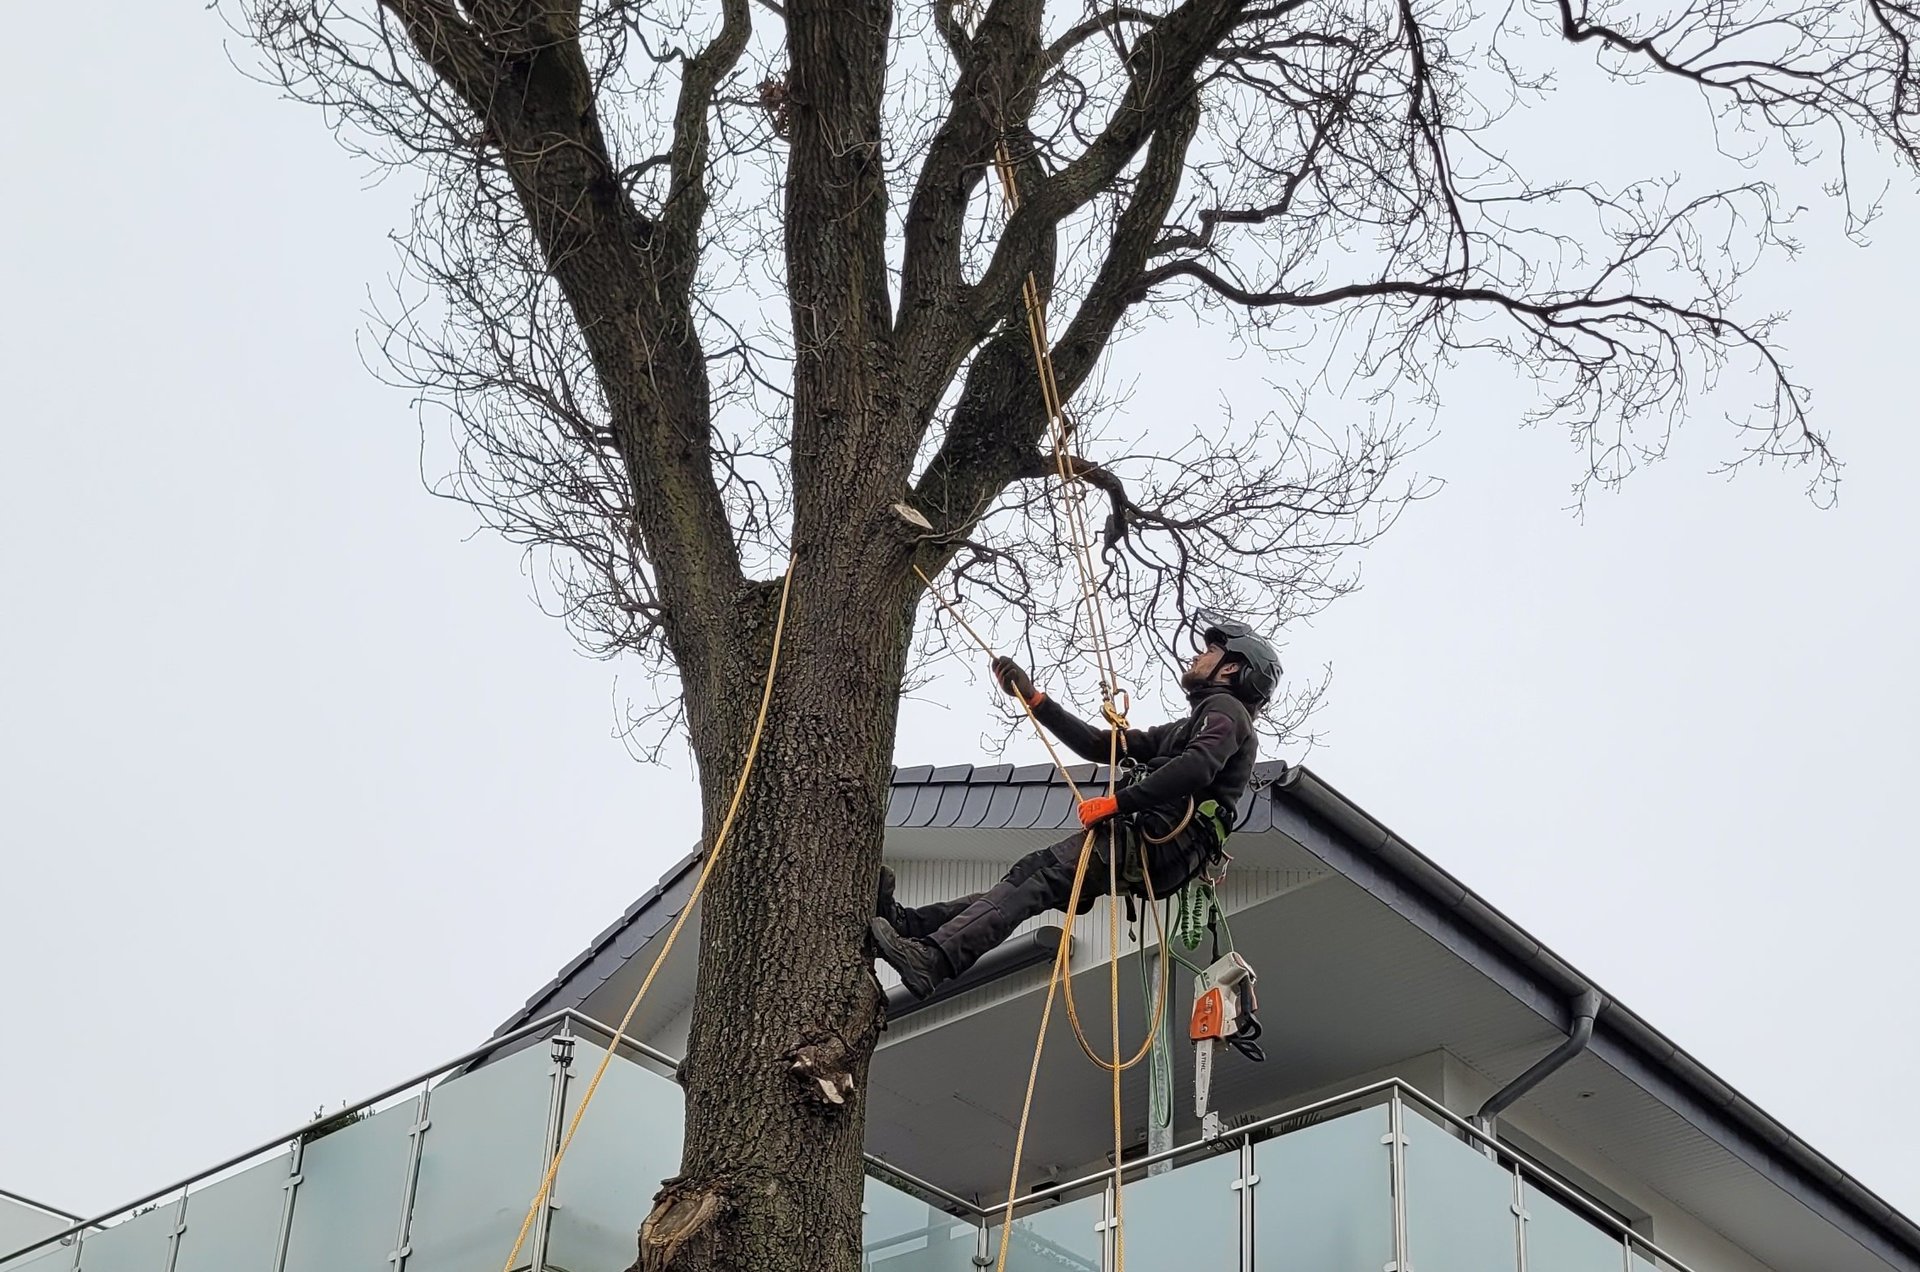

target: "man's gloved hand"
[991,656,1042,706]
[1078,795,1119,827]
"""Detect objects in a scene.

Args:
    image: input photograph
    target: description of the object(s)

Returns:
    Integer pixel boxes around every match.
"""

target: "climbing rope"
[914,566,1173,1073]
[915,565,1167,1272]
[496,561,799,1272]
[989,139,1126,708]
[915,473,1157,1272]
[908,43,1176,1257]
[954,91,1160,1272]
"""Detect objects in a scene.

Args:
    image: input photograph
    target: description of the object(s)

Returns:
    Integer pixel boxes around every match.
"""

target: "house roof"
[493,758,1293,1040]
[494,760,1920,1271]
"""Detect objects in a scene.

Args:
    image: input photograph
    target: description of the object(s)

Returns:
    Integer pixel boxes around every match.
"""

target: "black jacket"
[1032,689,1258,822]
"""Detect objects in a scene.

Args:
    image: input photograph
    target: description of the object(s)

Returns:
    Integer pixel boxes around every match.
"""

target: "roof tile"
[929,783,971,827]
[1010,784,1050,828]
[955,785,998,829]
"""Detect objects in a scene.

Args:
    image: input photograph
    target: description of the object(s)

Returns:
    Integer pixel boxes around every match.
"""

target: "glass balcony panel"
[543,1042,686,1272]
[172,1155,295,1272]
[0,1241,77,1272]
[76,1202,176,1272]
[1522,1180,1627,1272]
[1402,1106,1520,1272]
[282,1098,420,1272]
[862,1176,978,1272]
[994,1190,1104,1272]
[1630,1248,1657,1272]
[1115,1149,1239,1270]
[1251,1102,1394,1272]
[405,1041,557,1272]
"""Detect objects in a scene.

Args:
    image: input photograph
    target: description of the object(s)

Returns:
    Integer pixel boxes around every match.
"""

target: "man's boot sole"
[869,917,941,1000]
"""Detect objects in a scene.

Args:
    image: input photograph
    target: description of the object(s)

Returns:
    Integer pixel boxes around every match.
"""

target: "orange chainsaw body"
[1191,986,1234,1041]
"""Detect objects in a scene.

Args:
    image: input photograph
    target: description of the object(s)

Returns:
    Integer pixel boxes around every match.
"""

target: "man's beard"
[1180,666,1208,692]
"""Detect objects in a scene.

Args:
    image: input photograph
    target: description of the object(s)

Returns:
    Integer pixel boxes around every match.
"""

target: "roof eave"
[1273,764,1920,1271]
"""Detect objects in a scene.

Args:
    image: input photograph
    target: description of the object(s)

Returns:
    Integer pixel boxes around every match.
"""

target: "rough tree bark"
[239,0,1916,1267]
[653,565,916,1272]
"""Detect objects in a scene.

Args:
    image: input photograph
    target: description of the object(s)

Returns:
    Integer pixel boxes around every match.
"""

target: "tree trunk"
[630,459,920,1272]
[627,3,932,1260]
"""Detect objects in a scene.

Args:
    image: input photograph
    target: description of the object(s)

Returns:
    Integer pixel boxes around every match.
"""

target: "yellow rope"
[497,561,800,1272]
[915,565,1164,1272]
[914,563,1172,1072]
[979,106,1175,1272]
[925,24,1159,1266]
[987,824,1100,1272]
[983,821,1169,1272]
[987,141,1125,704]
[913,563,1086,800]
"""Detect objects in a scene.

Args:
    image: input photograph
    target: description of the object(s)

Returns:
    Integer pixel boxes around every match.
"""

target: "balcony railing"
[3,1011,1702,1272]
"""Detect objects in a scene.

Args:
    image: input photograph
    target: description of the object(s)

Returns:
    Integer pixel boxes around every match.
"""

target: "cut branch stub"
[634,1178,730,1272]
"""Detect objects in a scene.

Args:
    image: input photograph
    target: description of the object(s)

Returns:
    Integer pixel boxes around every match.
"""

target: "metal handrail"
[1398,1084,1698,1272]
[2,1008,592,1262]
[982,1078,1704,1272]
[6,1017,1702,1272]
[996,1079,1401,1213]
[0,1008,966,1262]
[0,1188,81,1223]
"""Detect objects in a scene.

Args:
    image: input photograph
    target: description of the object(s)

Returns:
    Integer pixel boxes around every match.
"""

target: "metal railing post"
[1386,1089,1410,1272]
[1101,1179,1118,1272]
[1231,1134,1257,1272]
[1512,1164,1529,1272]
[388,1089,433,1270]
[162,1191,189,1272]
[270,1137,305,1272]
[527,1025,576,1272]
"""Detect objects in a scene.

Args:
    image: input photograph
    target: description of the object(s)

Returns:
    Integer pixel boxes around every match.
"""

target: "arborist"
[870,619,1282,999]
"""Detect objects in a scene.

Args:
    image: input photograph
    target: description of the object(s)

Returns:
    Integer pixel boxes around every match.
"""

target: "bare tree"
[238,0,1914,1268]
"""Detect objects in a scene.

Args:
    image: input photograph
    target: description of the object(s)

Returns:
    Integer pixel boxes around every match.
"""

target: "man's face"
[1181,642,1231,690]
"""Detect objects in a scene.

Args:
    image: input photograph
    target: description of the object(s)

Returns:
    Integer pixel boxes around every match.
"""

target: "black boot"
[877,865,984,939]
[869,916,950,1000]
[876,864,912,931]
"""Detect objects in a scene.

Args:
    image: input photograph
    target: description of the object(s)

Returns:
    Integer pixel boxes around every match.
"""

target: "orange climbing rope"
[913,568,1175,1080]
[897,49,1157,1268]
[914,35,1189,1270]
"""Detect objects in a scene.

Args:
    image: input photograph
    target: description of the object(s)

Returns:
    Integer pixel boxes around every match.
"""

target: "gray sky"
[3,3,1915,1230]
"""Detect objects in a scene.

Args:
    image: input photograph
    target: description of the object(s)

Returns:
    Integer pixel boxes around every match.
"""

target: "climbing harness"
[495,561,799,1272]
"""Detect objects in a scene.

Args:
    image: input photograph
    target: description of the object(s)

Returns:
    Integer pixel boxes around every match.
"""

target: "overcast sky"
[3,4,1915,1230]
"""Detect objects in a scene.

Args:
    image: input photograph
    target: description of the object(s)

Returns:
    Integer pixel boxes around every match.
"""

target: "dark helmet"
[1201,616,1283,707]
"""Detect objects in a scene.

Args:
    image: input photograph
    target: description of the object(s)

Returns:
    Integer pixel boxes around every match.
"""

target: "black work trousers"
[904,816,1213,980]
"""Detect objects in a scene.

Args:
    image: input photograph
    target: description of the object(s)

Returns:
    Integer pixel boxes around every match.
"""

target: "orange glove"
[1078,795,1119,827]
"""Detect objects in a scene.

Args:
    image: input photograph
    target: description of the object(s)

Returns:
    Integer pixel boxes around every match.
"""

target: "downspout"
[1475,987,1606,1131]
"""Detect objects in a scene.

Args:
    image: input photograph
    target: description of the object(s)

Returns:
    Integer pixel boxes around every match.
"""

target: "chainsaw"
[1190,951,1265,1139]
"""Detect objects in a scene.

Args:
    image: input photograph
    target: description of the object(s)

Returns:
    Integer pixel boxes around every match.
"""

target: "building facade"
[6,762,1914,1272]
